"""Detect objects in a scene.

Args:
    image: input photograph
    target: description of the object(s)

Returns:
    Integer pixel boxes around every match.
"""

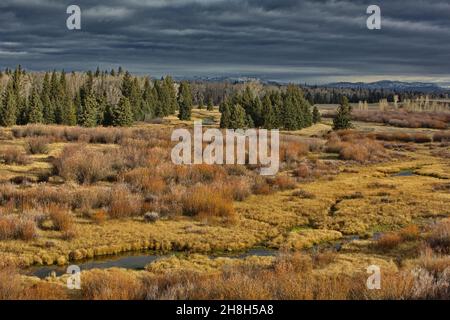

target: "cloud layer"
[1,0,449,83]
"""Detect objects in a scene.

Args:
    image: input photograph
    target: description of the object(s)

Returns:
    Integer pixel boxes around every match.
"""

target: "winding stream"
[28,248,277,279]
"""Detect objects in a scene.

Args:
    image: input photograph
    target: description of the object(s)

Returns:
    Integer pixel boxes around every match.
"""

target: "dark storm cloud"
[0,0,449,83]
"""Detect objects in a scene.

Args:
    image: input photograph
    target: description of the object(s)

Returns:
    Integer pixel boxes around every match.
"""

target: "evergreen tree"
[261,94,276,129]
[0,81,17,126]
[312,106,321,124]
[163,76,178,114]
[228,103,247,129]
[41,73,55,124]
[79,93,98,127]
[207,98,214,111]
[111,97,133,127]
[333,96,352,130]
[26,87,44,124]
[177,81,193,120]
[141,77,156,120]
[61,96,77,126]
[219,99,231,128]
[95,66,101,77]
[198,98,204,110]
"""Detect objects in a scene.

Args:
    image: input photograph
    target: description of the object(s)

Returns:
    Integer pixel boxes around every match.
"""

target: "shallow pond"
[28,248,277,279]
[391,170,416,177]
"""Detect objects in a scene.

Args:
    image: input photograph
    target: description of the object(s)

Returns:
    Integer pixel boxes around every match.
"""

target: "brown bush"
[269,175,297,190]
[122,168,166,194]
[427,219,450,254]
[47,205,74,232]
[182,185,236,222]
[0,147,30,165]
[91,209,107,225]
[252,179,272,195]
[219,177,252,201]
[338,138,386,162]
[280,140,309,163]
[25,137,50,154]
[433,131,450,142]
[54,145,119,184]
[0,268,22,300]
[21,282,68,300]
[418,247,450,275]
[399,225,420,241]
[293,163,310,178]
[375,232,402,251]
[375,132,432,143]
[0,216,36,241]
[347,110,450,129]
[82,269,143,300]
[108,185,143,219]
[12,124,130,144]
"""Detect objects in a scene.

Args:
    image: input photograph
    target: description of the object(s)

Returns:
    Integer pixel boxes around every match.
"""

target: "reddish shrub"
[108,185,143,219]
[375,233,402,251]
[0,147,30,165]
[25,137,50,154]
[47,205,74,232]
[182,185,236,222]
[0,216,36,241]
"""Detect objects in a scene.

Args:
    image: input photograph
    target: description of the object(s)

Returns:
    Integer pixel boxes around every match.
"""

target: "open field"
[0,107,449,299]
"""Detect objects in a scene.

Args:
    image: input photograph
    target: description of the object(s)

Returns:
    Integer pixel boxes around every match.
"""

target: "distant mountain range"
[186,76,448,93]
[322,80,446,92]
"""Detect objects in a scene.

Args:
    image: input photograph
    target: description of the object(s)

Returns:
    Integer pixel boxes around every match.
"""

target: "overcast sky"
[0,0,449,84]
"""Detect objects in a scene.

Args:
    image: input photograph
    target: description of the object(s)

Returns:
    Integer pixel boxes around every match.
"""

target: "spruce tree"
[41,73,55,124]
[228,103,247,129]
[262,94,276,129]
[142,77,156,120]
[219,99,231,128]
[312,106,321,124]
[0,81,17,126]
[79,93,98,127]
[111,97,133,127]
[61,96,77,126]
[177,81,193,120]
[27,87,44,124]
[163,76,179,115]
[333,96,352,130]
[207,98,214,111]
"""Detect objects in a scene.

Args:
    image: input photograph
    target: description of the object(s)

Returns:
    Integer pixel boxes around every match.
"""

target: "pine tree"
[41,73,55,124]
[207,98,214,111]
[228,103,247,129]
[163,76,178,114]
[61,96,77,126]
[262,94,276,129]
[219,99,231,128]
[26,87,44,124]
[0,81,17,126]
[142,77,156,120]
[198,98,204,110]
[95,66,101,77]
[177,81,193,120]
[79,93,98,127]
[111,97,133,127]
[312,106,321,124]
[333,96,352,130]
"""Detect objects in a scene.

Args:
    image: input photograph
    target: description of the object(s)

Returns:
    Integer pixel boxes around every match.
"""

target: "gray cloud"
[0,0,449,83]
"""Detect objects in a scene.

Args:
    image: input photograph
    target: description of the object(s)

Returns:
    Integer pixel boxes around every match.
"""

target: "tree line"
[0,66,194,127]
[219,85,321,130]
